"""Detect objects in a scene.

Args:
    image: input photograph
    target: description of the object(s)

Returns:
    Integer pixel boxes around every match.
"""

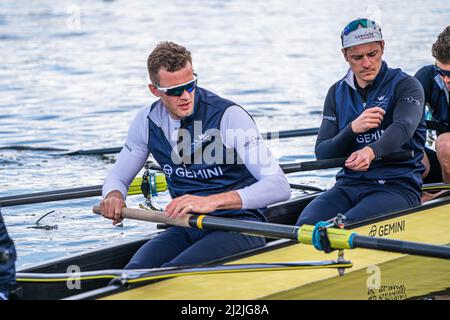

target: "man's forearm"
[315,84,357,159]
[315,123,356,159]
[102,146,148,199]
[369,77,424,158]
[206,191,243,211]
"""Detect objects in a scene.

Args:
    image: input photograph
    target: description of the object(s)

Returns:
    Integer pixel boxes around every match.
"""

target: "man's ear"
[379,40,385,55]
[341,48,348,62]
[148,84,161,97]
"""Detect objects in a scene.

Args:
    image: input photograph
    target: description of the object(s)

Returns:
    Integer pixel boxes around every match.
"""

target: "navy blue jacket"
[318,62,426,193]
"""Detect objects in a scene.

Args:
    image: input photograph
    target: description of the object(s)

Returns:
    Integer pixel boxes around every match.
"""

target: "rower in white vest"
[100,41,291,269]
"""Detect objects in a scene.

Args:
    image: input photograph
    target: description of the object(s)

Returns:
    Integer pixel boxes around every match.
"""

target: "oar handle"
[282,158,347,173]
[92,205,191,227]
[91,206,450,260]
[378,150,414,162]
[92,206,300,240]
[426,120,450,133]
[262,128,319,139]
[281,150,414,173]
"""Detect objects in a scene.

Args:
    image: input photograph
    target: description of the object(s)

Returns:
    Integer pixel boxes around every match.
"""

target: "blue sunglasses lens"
[435,65,450,78]
[343,19,369,36]
[341,19,377,36]
[165,80,197,96]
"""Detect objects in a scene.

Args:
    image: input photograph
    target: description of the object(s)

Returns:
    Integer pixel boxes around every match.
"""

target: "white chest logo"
[194,133,210,144]
[192,133,211,150]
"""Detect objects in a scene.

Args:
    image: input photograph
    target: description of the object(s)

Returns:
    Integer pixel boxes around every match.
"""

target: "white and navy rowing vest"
[334,61,426,191]
[147,87,265,220]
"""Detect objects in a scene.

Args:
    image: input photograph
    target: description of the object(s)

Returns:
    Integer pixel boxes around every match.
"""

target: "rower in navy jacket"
[415,26,450,185]
[296,18,426,226]
[0,212,16,300]
[100,42,290,269]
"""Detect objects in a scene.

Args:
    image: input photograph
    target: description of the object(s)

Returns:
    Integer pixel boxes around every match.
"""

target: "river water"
[1,0,449,269]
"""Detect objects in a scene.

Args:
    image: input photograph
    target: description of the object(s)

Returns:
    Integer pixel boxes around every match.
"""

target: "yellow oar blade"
[128,177,143,195]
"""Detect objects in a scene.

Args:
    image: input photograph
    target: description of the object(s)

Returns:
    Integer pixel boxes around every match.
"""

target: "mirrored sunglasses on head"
[156,74,198,96]
[434,64,450,78]
[341,18,378,36]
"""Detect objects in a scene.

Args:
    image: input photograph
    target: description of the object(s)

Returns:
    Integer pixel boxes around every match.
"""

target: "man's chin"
[359,73,376,83]
[177,108,194,119]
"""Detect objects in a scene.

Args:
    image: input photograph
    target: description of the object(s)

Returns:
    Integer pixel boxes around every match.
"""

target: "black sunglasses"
[434,64,450,78]
[155,74,198,97]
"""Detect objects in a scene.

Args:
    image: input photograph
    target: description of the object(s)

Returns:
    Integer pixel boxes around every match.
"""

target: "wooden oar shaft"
[92,206,191,227]
[94,206,450,260]
[92,206,300,240]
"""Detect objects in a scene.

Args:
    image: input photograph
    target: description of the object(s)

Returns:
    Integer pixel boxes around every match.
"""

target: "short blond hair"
[147,41,192,85]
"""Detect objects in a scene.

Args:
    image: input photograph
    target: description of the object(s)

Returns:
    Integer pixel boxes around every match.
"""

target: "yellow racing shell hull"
[103,201,450,300]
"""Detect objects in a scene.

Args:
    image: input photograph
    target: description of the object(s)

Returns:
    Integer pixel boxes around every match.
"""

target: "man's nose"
[361,55,372,68]
[179,90,190,99]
